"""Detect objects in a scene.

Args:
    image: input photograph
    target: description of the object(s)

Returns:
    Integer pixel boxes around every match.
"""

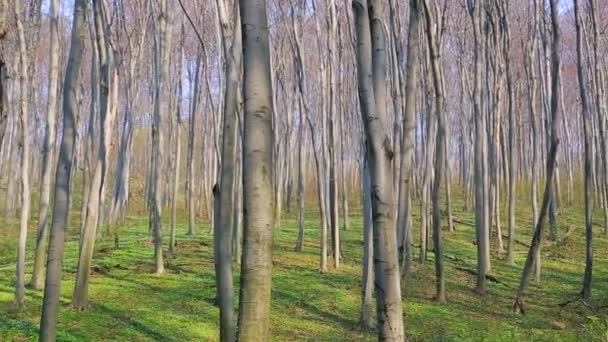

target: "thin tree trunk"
[574,0,593,301]
[168,31,185,259]
[187,52,202,236]
[39,0,86,338]
[397,0,420,277]
[14,0,31,310]
[359,153,374,329]
[513,142,560,313]
[467,0,488,295]
[214,0,242,337]
[423,0,448,304]
[29,0,60,290]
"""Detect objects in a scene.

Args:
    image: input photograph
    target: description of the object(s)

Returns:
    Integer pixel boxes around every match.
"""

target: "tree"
[467,0,489,295]
[423,0,448,304]
[237,0,276,339]
[574,0,593,301]
[39,0,87,338]
[353,0,405,339]
[14,0,32,310]
[0,0,7,146]
[168,26,185,259]
[149,0,171,275]
[500,0,516,265]
[30,0,61,290]
[214,0,242,338]
[396,0,421,278]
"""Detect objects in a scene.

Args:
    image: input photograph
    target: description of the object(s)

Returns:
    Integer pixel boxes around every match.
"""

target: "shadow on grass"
[95,303,177,341]
[273,289,356,328]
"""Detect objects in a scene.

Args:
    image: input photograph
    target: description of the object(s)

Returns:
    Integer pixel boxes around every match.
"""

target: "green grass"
[1,191,608,341]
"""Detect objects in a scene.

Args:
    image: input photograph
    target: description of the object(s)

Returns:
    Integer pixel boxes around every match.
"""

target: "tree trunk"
[168,31,185,259]
[423,0,447,304]
[214,0,242,338]
[14,0,31,310]
[359,154,374,329]
[397,0,420,278]
[468,0,488,295]
[29,0,60,290]
[513,142,560,313]
[502,0,516,265]
[150,0,170,276]
[574,0,593,301]
[39,0,86,338]
[353,0,405,339]
[237,0,275,339]
[186,52,202,236]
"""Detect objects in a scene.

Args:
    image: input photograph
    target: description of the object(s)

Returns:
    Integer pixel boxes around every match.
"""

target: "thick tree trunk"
[237,0,276,339]
[353,0,405,339]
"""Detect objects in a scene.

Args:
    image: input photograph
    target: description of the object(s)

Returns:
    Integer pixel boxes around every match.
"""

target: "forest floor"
[1,194,608,341]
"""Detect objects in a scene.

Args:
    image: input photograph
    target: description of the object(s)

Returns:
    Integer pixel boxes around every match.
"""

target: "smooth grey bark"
[295,95,306,252]
[396,0,421,278]
[30,0,60,290]
[574,0,593,301]
[150,0,170,275]
[289,1,307,253]
[423,0,447,304]
[501,0,516,265]
[353,0,405,339]
[359,153,374,329]
[186,52,202,236]
[339,110,350,232]
[237,0,275,339]
[328,0,340,269]
[214,0,242,338]
[547,0,561,244]
[14,0,31,310]
[168,31,185,260]
[39,0,86,338]
[467,0,488,295]
[232,150,243,264]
